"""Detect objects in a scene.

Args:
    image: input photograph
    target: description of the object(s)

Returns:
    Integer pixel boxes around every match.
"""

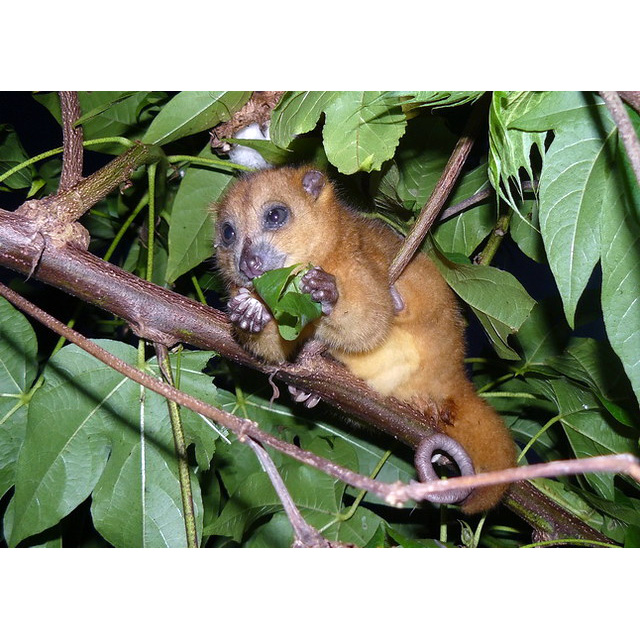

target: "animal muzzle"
[239,239,265,280]
[238,239,286,281]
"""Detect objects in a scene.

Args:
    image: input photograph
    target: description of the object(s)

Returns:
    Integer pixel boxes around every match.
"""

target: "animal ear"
[301,170,326,199]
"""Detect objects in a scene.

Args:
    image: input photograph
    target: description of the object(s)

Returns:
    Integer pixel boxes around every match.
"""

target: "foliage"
[0,90,639,548]
[252,264,322,340]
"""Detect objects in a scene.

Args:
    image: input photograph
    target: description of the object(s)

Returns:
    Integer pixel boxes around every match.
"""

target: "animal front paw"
[228,287,272,333]
[300,267,338,315]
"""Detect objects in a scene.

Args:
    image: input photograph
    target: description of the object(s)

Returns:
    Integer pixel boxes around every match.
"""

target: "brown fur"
[214,166,516,513]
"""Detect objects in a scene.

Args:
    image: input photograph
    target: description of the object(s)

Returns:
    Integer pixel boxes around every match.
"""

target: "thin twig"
[389,95,489,283]
[245,438,335,547]
[438,179,537,224]
[58,92,84,192]
[599,91,640,187]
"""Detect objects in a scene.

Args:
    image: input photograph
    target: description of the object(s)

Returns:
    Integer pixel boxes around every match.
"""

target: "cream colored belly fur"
[332,326,421,397]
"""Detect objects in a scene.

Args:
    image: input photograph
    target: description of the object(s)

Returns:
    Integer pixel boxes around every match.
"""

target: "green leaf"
[515,297,571,367]
[509,198,546,263]
[393,115,458,212]
[142,91,251,146]
[530,477,622,541]
[0,298,39,499]
[252,265,322,340]
[533,378,638,500]
[434,163,497,257]
[323,92,406,174]
[600,144,640,408]
[511,91,605,132]
[0,124,34,190]
[432,249,536,359]
[385,91,485,109]
[166,146,235,283]
[547,338,639,426]
[5,341,219,547]
[538,112,616,327]
[35,91,167,154]
[488,91,547,212]
[269,91,336,148]
[271,92,407,174]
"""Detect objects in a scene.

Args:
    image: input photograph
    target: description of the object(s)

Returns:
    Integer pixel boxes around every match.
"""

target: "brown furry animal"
[214,165,516,513]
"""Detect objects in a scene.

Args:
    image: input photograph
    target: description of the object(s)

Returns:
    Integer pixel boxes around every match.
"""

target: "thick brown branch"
[0,217,440,446]
[58,92,84,192]
[16,142,162,239]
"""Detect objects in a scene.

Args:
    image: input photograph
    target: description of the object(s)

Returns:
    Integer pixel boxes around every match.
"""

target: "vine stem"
[155,344,199,548]
[0,137,135,186]
[166,154,253,172]
[475,209,512,265]
[144,159,198,547]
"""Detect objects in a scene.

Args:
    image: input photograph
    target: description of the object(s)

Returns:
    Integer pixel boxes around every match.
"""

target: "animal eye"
[264,204,290,230]
[220,222,236,246]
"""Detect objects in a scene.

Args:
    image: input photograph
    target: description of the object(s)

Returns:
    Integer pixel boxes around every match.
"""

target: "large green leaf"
[391,114,458,212]
[547,338,639,425]
[385,91,485,109]
[270,92,407,174]
[538,116,616,327]
[432,251,536,359]
[514,92,640,406]
[5,342,221,547]
[600,146,640,408]
[531,378,638,500]
[323,92,406,174]
[0,298,39,499]
[142,91,251,146]
[515,298,571,368]
[166,146,235,284]
[269,91,336,148]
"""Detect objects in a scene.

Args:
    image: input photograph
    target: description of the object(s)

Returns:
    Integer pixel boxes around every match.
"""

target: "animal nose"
[239,240,265,280]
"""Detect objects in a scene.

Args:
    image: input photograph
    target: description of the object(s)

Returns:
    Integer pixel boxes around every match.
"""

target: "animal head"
[213,166,339,287]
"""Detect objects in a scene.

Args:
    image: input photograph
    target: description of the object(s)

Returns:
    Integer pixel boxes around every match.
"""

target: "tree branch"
[619,91,640,115]
[58,91,84,192]
[245,438,340,547]
[600,91,640,187]
[388,95,489,283]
